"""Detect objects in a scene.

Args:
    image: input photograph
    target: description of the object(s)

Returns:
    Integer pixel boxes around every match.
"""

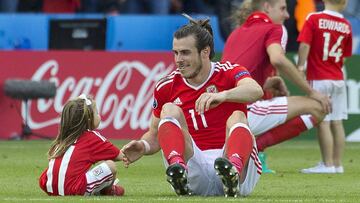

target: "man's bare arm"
[266,43,331,113]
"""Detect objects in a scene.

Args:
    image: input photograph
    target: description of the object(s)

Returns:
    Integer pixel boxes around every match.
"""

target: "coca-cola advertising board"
[0,51,175,140]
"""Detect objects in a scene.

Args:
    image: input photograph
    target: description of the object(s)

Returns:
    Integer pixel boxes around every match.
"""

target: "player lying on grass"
[39,94,125,196]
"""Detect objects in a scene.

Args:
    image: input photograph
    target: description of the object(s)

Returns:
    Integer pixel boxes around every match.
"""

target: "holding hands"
[121,140,147,168]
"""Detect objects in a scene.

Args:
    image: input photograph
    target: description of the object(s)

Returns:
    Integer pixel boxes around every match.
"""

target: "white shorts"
[163,139,262,196]
[247,97,288,136]
[84,162,114,196]
[310,80,348,121]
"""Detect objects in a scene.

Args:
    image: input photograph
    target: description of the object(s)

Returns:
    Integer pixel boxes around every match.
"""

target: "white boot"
[335,166,344,173]
[301,162,336,174]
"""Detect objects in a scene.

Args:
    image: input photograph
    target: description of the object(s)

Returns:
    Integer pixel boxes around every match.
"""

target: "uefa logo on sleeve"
[152,98,158,109]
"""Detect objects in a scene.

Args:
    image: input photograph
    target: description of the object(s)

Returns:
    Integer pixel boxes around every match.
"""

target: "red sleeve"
[89,131,120,162]
[265,25,285,48]
[344,25,353,57]
[229,64,252,86]
[152,77,171,118]
[152,89,162,118]
[297,15,314,44]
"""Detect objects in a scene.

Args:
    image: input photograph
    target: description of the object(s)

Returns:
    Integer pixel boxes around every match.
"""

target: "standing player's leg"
[301,121,336,173]
[302,80,346,173]
[331,120,345,173]
[318,121,334,167]
[157,103,193,195]
[331,81,347,173]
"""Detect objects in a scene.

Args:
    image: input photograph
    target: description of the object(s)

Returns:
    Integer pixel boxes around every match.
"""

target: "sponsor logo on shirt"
[206,85,218,93]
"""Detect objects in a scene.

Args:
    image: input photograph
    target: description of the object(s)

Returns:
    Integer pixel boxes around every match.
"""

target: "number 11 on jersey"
[189,109,208,130]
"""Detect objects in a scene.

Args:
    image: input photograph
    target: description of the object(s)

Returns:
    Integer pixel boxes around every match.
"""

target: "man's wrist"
[140,139,151,154]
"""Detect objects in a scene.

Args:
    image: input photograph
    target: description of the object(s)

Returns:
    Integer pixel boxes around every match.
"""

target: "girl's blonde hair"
[47,95,96,159]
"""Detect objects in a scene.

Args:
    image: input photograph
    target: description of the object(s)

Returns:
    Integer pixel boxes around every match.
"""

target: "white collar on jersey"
[323,10,344,18]
[182,62,215,91]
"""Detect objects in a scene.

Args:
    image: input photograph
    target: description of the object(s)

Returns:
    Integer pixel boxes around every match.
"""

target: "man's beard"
[183,60,202,79]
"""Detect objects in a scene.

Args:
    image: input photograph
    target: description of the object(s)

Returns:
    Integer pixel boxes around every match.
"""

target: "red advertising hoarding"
[0,51,175,140]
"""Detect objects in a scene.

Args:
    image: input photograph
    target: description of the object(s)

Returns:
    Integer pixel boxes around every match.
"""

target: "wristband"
[140,139,151,153]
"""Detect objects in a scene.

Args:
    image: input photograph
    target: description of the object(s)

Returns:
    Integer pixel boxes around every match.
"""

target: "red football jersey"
[39,130,120,196]
[297,10,352,80]
[153,62,251,151]
[222,12,288,97]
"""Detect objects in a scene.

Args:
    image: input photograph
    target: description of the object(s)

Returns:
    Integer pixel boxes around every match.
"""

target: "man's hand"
[308,90,332,114]
[263,76,289,97]
[195,92,226,114]
[121,140,145,168]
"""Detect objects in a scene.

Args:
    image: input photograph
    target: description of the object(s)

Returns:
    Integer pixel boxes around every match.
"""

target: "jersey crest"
[206,85,218,93]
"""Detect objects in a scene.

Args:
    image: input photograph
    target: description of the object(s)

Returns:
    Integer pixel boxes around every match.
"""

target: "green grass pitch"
[0,140,359,202]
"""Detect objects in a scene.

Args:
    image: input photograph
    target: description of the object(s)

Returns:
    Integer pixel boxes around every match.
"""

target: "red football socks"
[256,115,316,151]
[226,125,253,174]
[158,120,186,168]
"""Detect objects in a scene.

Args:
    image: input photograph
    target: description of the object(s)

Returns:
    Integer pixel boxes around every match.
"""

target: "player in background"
[122,14,264,197]
[222,0,331,173]
[39,94,125,196]
[297,0,352,174]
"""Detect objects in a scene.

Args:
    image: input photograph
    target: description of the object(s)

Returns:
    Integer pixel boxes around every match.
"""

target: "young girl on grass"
[39,94,125,196]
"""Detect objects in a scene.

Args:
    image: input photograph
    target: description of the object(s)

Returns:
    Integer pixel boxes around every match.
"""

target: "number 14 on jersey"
[323,32,344,63]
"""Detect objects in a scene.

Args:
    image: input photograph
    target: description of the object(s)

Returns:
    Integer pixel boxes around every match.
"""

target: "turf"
[0,140,359,202]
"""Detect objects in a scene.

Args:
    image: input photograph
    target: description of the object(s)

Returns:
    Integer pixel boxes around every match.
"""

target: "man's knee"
[226,110,248,128]
[160,103,183,118]
[288,96,326,122]
[104,160,117,175]
[307,99,326,122]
